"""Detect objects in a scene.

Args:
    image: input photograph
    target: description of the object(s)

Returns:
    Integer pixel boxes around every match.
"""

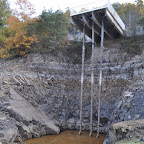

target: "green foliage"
[28,10,69,52]
[113,3,137,25]
[137,0,144,25]
[0,0,11,29]
[0,27,11,47]
[0,0,11,47]
[113,0,144,26]
[0,0,37,58]
[0,6,70,58]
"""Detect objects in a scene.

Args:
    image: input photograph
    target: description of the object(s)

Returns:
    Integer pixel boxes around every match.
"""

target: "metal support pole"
[96,16,105,138]
[89,21,95,137]
[79,23,86,135]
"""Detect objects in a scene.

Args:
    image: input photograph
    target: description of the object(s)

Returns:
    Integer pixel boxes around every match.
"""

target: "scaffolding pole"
[79,23,85,135]
[96,15,105,138]
[89,20,95,137]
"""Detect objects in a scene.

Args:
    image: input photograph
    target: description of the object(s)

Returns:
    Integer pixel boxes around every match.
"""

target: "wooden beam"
[71,16,92,39]
[82,14,100,36]
[70,17,83,32]
[92,12,113,39]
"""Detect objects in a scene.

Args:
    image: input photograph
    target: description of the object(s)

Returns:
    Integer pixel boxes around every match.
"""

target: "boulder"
[109,119,144,143]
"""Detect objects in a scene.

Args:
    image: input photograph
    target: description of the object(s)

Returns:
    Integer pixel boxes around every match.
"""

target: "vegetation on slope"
[113,0,144,25]
[0,0,143,59]
[0,0,70,58]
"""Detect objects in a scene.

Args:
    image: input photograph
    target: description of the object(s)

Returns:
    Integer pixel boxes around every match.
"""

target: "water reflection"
[25,130,105,144]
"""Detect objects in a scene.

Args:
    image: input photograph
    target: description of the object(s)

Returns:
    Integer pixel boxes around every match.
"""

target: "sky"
[8,0,138,16]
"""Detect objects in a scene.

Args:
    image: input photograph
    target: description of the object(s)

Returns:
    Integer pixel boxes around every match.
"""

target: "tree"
[29,10,69,51]
[0,0,37,58]
[113,2,144,35]
[0,0,11,29]
[0,0,11,49]
[136,0,144,25]
[4,16,37,57]
[0,27,11,47]
[14,0,35,21]
[113,3,136,25]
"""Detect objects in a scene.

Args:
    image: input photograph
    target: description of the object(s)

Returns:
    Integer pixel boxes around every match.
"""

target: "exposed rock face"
[0,85,59,143]
[109,119,144,144]
[109,89,144,124]
[0,40,143,143]
[0,57,60,143]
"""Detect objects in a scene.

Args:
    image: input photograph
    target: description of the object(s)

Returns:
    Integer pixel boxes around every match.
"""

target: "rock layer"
[0,40,143,143]
[109,119,144,143]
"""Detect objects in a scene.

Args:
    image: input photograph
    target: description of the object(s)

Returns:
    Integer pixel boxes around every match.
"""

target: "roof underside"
[70,1,125,42]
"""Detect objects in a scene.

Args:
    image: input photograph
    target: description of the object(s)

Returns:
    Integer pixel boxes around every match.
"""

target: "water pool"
[24,130,105,144]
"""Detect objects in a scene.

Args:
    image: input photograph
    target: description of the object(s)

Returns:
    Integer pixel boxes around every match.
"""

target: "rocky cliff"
[0,38,143,143]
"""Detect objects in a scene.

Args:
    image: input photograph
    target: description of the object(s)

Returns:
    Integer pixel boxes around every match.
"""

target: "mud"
[24,130,105,144]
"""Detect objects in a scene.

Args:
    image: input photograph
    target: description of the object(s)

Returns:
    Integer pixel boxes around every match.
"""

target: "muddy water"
[24,130,105,144]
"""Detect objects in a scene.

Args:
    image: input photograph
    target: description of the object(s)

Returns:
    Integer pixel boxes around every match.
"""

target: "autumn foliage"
[0,0,144,58]
[0,0,37,58]
[0,0,70,58]
[4,16,37,57]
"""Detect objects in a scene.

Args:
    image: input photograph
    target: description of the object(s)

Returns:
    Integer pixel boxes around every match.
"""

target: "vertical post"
[79,23,86,135]
[96,15,105,138]
[129,12,131,27]
[89,21,95,137]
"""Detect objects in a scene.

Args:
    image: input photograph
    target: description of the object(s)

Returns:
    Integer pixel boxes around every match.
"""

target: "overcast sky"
[8,0,139,16]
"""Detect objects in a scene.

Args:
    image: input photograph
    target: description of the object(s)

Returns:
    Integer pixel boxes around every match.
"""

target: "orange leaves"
[15,0,36,21]
[5,32,36,49]
[0,47,10,58]
[8,16,27,34]
[4,20,37,57]
[0,0,38,58]
[65,10,70,23]
[8,16,20,31]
